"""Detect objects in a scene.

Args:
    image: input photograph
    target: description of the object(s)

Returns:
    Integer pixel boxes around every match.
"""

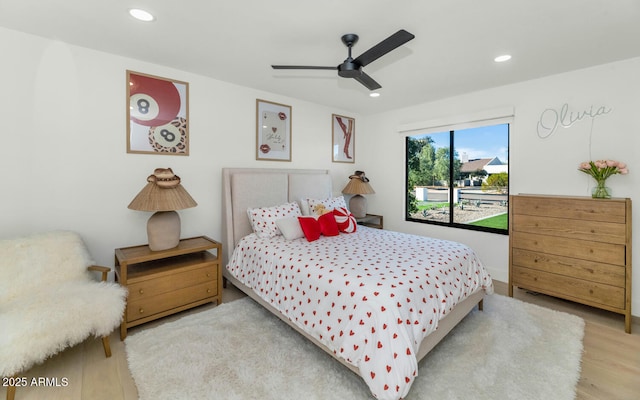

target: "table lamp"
[128,168,197,251]
[342,170,375,218]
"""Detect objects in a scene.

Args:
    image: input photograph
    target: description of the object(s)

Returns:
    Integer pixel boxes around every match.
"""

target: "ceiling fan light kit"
[272,29,414,91]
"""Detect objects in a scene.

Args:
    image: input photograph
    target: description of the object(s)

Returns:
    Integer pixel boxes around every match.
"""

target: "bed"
[221,167,493,400]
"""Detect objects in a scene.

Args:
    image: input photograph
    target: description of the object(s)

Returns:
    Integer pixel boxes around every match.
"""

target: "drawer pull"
[139,289,144,294]
[207,289,212,293]
[139,308,145,314]
[206,273,211,278]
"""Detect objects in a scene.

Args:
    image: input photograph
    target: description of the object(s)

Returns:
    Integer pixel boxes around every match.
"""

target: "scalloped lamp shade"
[128,175,197,251]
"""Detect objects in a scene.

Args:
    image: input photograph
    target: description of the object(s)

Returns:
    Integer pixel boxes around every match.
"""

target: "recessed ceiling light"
[129,8,155,22]
[369,92,380,98]
[494,54,512,63]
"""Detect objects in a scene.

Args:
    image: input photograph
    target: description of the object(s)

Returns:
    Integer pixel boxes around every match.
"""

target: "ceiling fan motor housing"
[338,62,362,78]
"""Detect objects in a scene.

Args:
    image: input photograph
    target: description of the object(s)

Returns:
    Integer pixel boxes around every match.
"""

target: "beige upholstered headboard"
[221,168,332,264]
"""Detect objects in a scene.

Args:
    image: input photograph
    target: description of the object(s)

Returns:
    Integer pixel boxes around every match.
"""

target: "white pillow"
[247,202,301,238]
[298,198,311,216]
[275,217,305,240]
[307,196,348,215]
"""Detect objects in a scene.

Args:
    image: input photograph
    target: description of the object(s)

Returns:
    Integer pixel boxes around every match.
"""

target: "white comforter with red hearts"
[226,226,493,400]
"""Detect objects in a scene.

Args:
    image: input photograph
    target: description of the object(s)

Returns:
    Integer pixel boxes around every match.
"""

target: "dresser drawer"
[512,266,625,309]
[512,214,626,244]
[512,195,626,223]
[127,281,217,322]
[511,248,626,287]
[128,264,217,302]
[512,231,626,266]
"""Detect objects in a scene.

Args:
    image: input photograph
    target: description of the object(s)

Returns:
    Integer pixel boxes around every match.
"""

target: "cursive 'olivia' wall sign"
[536,103,612,139]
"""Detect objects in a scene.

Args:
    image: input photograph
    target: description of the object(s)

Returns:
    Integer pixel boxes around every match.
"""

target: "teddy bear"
[312,203,332,216]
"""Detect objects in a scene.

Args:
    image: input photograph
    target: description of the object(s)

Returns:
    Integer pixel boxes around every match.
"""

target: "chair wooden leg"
[6,380,16,400]
[102,336,112,358]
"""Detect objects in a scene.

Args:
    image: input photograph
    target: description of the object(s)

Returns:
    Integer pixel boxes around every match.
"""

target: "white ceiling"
[2,0,640,115]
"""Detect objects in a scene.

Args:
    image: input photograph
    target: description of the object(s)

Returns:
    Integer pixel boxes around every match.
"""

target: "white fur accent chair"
[0,231,127,400]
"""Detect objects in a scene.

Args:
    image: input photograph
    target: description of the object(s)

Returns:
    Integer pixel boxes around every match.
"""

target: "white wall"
[361,57,640,316]
[0,27,359,266]
[2,26,638,317]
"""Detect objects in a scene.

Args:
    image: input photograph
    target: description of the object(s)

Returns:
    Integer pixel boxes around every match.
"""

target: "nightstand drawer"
[128,264,217,302]
[127,281,217,322]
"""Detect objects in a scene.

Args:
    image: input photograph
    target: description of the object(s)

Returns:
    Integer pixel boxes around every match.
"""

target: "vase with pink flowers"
[578,160,629,199]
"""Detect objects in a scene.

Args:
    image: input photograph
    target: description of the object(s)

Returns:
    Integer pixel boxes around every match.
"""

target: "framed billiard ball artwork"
[331,114,355,163]
[126,70,189,155]
[256,99,291,161]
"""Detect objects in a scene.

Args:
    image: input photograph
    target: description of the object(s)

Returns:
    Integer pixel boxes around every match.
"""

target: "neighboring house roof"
[460,157,507,174]
[460,158,493,173]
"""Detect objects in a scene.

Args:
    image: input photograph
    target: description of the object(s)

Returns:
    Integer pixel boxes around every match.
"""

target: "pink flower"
[578,159,629,181]
[594,160,607,169]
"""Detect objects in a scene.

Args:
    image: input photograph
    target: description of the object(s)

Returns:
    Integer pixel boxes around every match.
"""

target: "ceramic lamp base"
[349,194,367,218]
[147,211,181,251]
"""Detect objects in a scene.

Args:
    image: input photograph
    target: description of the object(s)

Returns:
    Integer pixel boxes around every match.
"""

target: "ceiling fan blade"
[272,65,337,70]
[353,29,415,67]
[354,71,381,91]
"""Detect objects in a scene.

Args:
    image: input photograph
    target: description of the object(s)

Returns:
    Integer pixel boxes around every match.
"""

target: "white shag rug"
[125,294,584,400]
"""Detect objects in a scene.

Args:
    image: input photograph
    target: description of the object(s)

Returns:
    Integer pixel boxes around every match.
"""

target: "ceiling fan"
[271,29,415,91]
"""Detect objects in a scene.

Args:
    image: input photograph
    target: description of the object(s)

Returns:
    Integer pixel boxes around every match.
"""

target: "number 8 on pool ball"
[129,73,181,127]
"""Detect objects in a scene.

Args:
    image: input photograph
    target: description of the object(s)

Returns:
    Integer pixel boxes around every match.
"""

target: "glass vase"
[592,179,611,199]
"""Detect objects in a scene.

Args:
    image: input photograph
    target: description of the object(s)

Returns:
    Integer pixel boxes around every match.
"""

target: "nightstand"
[356,214,383,229]
[114,236,222,340]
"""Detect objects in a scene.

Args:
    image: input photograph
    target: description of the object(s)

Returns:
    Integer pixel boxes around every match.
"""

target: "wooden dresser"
[115,236,222,339]
[509,194,632,333]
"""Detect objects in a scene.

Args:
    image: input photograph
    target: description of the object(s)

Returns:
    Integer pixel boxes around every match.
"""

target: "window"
[405,123,509,234]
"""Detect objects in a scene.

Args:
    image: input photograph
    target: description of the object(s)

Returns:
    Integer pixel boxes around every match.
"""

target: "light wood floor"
[2,281,638,400]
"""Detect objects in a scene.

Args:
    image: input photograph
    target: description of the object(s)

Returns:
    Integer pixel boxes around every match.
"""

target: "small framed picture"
[126,70,189,155]
[256,99,292,161]
[332,114,355,163]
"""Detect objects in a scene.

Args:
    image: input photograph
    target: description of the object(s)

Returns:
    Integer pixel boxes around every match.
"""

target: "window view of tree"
[405,123,509,234]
